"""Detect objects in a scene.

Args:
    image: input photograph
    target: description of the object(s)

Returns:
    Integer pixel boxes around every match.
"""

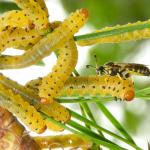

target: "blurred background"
[1,0,150,149]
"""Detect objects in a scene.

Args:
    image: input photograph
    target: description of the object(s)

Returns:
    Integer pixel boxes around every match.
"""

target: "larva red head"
[80,8,89,18]
[124,90,135,101]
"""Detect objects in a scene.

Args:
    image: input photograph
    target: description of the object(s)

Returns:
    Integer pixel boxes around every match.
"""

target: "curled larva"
[0,26,46,52]
[39,38,78,104]
[26,75,135,101]
[14,0,49,29]
[0,8,88,69]
[77,19,150,46]
[0,84,46,134]
[0,74,70,131]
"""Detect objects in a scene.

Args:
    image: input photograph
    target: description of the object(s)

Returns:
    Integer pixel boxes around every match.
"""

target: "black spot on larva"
[118,81,121,85]
[82,85,85,88]
[108,86,111,89]
[113,87,116,91]
[102,86,106,89]
[48,94,51,96]
[117,90,119,93]
[92,86,96,88]
[70,86,73,89]
[123,87,125,89]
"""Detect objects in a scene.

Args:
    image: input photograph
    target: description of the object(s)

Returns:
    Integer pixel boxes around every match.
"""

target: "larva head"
[124,90,135,101]
[80,8,89,19]
[65,8,88,35]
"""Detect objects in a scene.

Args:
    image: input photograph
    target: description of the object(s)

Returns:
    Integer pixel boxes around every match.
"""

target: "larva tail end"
[80,8,89,18]
[124,90,135,101]
[40,98,54,105]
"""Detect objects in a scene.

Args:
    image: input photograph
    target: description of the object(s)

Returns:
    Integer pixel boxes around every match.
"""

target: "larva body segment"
[0,74,70,127]
[77,20,150,46]
[0,26,45,52]
[0,9,88,69]
[0,84,46,134]
[26,75,135,101]
[39,38,78,104]
[14,0,49,29]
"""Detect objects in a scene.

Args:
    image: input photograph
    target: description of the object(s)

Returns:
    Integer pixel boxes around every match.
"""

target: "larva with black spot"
[60,75,135,101]
[26,75,135,101]
[0,73,70,131]
[39,37,78,104]
[77,19,150,46]
[14,0,49,29]
[0,84,46,134]
[0,8,88,69]
[0,26,46,52]
[0,10,33,29]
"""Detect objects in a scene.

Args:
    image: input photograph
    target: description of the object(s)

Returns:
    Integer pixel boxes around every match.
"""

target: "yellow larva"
[0,9,88,69]
[34,134,92,149]
[0,73,70,131]
[0,84,46,134]
[26,75,135,101]
[77,19,150,46]
[0,26,46,52]
[14,0,49,29]
[0,10,33,29]
[39,38,78,104]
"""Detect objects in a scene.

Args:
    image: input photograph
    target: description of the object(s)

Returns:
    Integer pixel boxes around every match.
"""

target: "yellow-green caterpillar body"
[0,9,88,69]
[0,74,70,131]
[0,84,46,134]
[26,75,135,101]
[39,38,78,104]
[77,20,150,46]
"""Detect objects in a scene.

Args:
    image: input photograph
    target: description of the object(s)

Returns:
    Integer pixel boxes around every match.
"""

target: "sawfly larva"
[39,38,78,104]
[77,19,150,46]
[0,8,88,69]
[0,74,70,131]
[0,84,46,134]
[26,75,135,101]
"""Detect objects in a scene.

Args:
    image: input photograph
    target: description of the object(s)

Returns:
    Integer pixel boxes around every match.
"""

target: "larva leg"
[39,38,78,104]
[0,84,46,134]
[0,26,46,52]
[77,20,150,46]
[14,0,49,29]
[34,134,92,149]
[0,9,88,69]
[0,74,70,131]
